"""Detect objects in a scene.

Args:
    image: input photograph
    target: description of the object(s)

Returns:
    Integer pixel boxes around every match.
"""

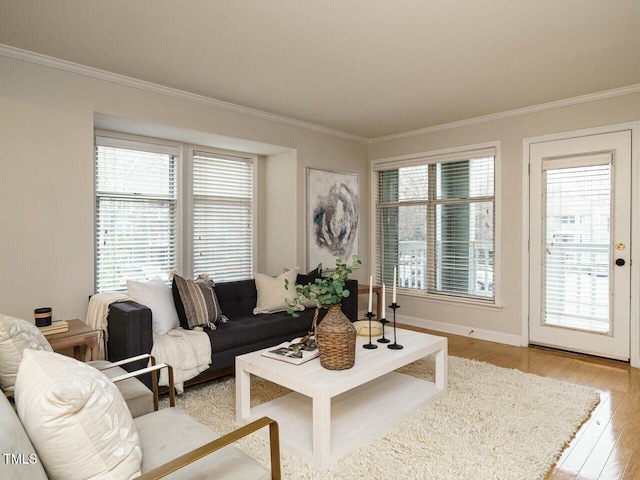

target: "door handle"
[615,258,625,267]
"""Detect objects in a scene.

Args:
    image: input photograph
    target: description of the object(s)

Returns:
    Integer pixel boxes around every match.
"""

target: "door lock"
[615,258,626,267]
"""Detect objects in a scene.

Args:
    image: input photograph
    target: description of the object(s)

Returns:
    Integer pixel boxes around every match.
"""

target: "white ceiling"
[1,0,638,139]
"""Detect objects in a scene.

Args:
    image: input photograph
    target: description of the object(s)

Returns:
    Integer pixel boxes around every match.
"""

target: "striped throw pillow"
[172,274,227,330]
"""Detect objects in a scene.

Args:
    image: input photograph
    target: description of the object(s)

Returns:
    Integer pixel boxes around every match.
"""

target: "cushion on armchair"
[135,406,270,479]
[0,313,53,392]
[15,350,142,480]
[88,360,155,419]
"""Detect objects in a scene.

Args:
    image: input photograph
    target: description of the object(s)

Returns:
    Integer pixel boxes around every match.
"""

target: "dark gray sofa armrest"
[107,301,153,385]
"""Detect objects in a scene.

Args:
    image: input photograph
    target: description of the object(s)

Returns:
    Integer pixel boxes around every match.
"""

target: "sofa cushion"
[127,277,180,334]
[173,274,227,330]
[253,267,301,314]
[0,313,53,392]
[207,310,315,353]
[214,279,259,318]
[15,350,142,480]
[135,407,269,479]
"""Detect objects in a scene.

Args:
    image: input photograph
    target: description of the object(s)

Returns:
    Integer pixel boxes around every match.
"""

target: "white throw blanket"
[85,292,132,360]
[151,328,211,394]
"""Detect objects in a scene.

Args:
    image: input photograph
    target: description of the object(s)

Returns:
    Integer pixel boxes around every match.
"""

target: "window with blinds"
[543,162,611,332]
[192,150,254,281]
[375,149,495,301]
[95,137,178,292]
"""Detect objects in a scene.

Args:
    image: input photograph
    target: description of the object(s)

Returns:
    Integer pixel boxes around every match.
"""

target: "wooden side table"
[45,319,102,361]
[357,284,383,320]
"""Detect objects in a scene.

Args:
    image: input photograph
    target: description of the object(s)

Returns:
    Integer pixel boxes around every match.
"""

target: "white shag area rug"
[160,356,600,480]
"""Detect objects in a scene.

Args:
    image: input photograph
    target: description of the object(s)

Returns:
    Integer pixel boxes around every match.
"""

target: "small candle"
[392,267,397,304]
[381,283,386,319]
[368,276,373,313]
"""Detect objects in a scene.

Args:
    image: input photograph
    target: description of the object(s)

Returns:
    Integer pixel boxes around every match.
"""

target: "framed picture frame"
[306,168,359,271]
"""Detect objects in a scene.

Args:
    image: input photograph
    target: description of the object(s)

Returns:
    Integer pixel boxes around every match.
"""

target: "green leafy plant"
[285,255,361,317]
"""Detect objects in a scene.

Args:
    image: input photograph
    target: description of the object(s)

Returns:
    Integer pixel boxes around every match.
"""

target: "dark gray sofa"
[107,276,358,389]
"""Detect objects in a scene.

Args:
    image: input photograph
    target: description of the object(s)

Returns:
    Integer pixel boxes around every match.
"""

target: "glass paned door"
[529,130,631,360]
[543,163,611,333]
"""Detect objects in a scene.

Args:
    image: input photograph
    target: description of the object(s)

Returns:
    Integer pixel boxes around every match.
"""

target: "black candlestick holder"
[377,316,390,343]
[363,311,378,349]
[387,303,403,350]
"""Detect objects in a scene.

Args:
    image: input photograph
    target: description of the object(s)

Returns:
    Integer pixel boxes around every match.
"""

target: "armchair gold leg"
[167,365,175,407]
[150,356,159,411]
[269,421,281,480]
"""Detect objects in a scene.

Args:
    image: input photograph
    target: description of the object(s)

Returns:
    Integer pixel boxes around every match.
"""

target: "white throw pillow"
[253,267,302,314]
[127,277,180,334]
[0,313,52,391]
[15,349,142,480]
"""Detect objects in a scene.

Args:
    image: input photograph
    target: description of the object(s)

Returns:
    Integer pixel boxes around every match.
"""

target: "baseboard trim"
[395,314,523,347]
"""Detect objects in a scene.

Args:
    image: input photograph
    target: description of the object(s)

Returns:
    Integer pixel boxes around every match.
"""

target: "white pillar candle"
[368,276,373,313]
[382,283,386,319]
[392,266,397,304]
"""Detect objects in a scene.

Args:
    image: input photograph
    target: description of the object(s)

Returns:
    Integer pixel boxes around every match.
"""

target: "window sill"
[398,289,504,311]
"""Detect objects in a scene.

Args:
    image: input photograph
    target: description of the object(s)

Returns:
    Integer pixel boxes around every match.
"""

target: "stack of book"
[261,337,319,365]
[38,320,69,336]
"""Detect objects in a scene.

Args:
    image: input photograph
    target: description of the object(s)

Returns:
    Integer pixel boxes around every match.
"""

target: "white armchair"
[2,350,281,480]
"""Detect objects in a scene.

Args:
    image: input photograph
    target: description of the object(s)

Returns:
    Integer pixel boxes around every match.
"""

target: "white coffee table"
[236,329,447,470]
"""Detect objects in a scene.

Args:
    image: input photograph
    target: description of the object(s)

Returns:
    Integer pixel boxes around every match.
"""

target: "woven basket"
[315,304,357,370]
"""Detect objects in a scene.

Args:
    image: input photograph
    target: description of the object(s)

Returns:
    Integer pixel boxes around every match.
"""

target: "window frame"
[184,145,258,281]
[371,141,502,307]
[94,131,259,292]
[93,131,184,293]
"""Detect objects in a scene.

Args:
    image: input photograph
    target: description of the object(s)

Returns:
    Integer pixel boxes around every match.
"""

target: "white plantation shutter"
[192,151,254,281]
[374,149,495,301]
[95,137,178,292]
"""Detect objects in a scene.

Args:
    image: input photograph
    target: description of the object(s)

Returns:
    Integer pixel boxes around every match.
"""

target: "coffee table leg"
[435,342,448,392]
[236,366,251,424]
[312,395,331,469]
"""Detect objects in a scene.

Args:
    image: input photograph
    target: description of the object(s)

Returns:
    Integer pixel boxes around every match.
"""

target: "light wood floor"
[402,324,640,480]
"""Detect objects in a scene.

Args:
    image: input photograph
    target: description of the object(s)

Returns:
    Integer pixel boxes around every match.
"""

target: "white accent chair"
[1,351,281,480]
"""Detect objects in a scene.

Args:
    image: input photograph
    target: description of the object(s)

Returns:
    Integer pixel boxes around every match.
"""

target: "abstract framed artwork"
[307,168,359,271]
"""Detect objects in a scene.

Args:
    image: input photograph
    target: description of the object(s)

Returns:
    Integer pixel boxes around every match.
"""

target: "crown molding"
[2,44,638,145]
[0,44,367,143]
[370,83,640,144]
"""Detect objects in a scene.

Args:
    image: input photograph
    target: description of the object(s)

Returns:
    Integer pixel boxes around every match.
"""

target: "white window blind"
[95,138,178,292]
[543,163,611,333]
[375,151,495,301]
[192,151,254,281]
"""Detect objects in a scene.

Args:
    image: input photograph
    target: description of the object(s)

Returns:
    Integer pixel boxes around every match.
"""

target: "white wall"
[0,56,369,321]
[369,92,640,342]
[261,150,298,274]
